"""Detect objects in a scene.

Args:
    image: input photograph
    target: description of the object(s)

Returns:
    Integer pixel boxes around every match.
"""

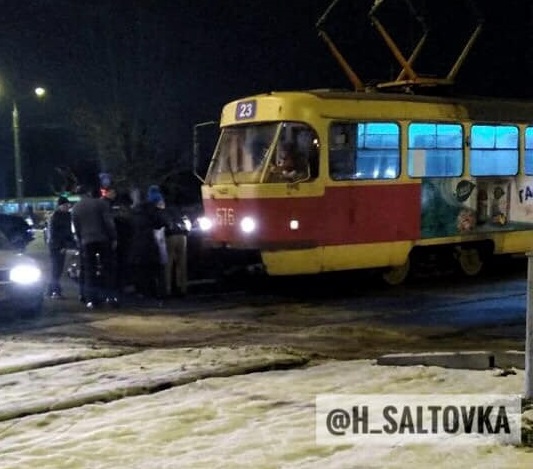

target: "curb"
[377,350,525,370]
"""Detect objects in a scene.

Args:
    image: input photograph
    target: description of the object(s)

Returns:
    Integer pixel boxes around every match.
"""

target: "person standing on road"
[105,189,134,302]
[100,187,117,209]
[72,185,118,309]
[46,196,76,298]
[129,185,168,301]
[100,186,121,299]
[162,204,189,297]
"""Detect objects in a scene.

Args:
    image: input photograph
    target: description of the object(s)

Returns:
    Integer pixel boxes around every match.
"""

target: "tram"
[197,0,533,284]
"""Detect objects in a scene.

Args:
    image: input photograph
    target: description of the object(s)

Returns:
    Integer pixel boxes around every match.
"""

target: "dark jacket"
[162,205,189,236]
[113,205,134,256]
[128,201,167,265]
[71,195,117,246]
[48,209,75,250]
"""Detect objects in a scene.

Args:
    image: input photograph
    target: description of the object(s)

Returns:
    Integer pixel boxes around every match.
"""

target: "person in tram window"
[276,142,308,181]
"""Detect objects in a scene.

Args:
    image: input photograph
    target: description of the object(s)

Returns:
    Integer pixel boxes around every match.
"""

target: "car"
[0,214,34,250]
[0,229,44,317]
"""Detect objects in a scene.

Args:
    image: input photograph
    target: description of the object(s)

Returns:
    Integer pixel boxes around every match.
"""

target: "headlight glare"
[10,265,42,285]
[198,216,213,232]
[240,217,256,234]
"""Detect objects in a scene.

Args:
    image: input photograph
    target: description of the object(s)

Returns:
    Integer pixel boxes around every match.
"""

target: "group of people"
[46,184,189,309]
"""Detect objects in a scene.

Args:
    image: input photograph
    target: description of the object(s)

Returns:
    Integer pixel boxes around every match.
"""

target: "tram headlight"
[198,216,213,232]
[240,216,256,234]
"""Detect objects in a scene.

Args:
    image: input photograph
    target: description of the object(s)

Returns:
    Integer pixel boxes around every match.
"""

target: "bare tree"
[70,1,181,192]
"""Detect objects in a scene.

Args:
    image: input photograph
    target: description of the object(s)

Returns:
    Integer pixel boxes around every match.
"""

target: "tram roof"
[252,89,533,123]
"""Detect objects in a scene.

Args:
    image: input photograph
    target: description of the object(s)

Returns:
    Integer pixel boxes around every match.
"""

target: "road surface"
[7,237,528,360]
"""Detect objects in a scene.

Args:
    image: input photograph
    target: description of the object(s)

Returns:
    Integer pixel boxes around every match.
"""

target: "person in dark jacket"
[129,185,168,300]
[100,186,121,299]
[47,196,76,298]
[111,191,134,300]
[100,187,117,209]
[72,185,118,309]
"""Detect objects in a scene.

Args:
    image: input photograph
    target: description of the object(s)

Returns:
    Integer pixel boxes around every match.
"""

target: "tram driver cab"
[207,121,319,186]
[269,141,309,182]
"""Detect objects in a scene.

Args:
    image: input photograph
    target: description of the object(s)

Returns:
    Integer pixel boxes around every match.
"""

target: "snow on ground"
[0,338,532,468]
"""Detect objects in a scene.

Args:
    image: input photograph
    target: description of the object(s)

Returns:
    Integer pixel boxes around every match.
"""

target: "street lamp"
[13,87,46,211]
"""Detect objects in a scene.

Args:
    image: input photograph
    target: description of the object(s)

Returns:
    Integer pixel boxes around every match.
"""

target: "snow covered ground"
[0,338,532,468]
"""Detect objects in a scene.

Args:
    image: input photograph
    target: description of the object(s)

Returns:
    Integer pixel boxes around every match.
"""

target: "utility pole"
[12,101,22,211]
[11,87,46,212]
[526,253,533,399]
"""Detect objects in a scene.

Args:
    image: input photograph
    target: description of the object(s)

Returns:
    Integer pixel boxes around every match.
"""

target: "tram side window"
[525,127,533,175]
[329,122,400,180]
[470,125,518,176]
[408,123,463,177]
[356,123,400,179]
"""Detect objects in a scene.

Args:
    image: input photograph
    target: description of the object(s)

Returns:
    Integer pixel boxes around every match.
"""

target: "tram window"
[408,123,463,177]
[294,127,319,179]
[208,123,280,184]
[329,124,354,179]
[266,123,319,183]
[525,127,533,175]
[329,122,400,180]
[470,125,518,176]
[356,123,400,179]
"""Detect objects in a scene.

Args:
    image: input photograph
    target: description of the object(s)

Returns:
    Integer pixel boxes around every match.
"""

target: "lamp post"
[12,87,46,211]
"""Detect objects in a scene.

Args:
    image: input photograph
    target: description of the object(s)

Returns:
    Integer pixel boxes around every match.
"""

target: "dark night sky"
[0,0,530,197]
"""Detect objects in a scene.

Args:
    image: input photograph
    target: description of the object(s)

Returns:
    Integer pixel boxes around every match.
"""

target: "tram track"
[0,343,308,424]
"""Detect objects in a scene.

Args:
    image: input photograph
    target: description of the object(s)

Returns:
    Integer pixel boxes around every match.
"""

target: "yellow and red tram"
[198,89,533,283]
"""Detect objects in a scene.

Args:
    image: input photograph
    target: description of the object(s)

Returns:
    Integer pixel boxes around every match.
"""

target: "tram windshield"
[206,122,319,184]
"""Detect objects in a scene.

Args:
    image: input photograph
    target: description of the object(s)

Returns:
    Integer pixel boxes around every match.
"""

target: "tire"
[382,258,411,286]
[456,246,484,277]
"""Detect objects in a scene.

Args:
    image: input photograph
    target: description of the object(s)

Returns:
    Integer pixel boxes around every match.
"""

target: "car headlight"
[240,216,256,234]
[10,265,42,285]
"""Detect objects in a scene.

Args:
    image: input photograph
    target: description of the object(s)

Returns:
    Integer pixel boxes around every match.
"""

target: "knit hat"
[147,185,164,204]
[57,196,71,207]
